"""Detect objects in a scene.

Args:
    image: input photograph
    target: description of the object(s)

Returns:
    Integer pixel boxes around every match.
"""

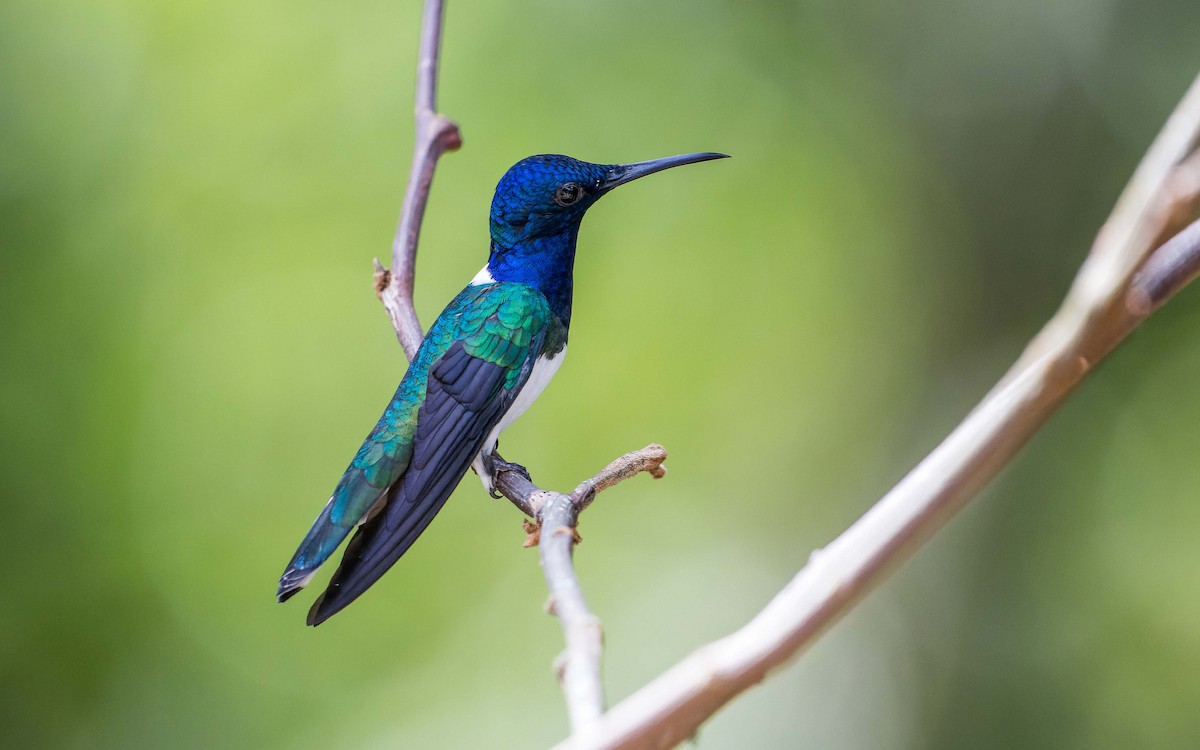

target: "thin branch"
[1128,148,1200,313]
[570,444,669,512]
[1129,216,1200,314]
[374,0,462,361]
[373,0,670,733]
[551,72,1200,750]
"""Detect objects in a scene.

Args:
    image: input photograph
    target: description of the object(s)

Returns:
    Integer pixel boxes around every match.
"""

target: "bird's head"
[489,152,728,247]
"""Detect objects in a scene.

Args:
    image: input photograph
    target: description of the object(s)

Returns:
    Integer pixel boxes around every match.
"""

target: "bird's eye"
[553,182,584,206]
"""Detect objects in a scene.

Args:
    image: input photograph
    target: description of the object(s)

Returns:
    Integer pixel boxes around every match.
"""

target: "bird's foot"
[484,452,532,499]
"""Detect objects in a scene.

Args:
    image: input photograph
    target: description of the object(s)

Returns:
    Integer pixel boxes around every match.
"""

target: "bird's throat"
[486,231,578,325]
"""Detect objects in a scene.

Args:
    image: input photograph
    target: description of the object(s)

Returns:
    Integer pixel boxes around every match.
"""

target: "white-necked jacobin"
[278,152,727,625]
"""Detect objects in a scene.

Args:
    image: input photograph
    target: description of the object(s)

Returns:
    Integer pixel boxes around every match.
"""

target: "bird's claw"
[485,453,532,498]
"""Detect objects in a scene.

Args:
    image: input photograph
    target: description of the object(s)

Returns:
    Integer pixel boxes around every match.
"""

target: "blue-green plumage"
[278,151,727,625]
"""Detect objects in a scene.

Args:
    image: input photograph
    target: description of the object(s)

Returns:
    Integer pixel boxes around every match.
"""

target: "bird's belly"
[494,347,566,438]
[472,347,566,490]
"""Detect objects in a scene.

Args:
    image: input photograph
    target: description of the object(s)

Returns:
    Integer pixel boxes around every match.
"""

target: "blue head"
[485,152,727,321]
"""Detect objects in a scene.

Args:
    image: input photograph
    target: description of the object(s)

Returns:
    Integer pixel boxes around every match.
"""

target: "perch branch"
[372,0,670,733]
[550,72,1200,750]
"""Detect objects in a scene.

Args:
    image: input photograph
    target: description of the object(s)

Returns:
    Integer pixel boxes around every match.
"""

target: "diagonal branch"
[549,72,1200,750]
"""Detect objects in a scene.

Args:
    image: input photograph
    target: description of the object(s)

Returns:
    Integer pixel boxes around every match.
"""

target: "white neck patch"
[470,265,496,286]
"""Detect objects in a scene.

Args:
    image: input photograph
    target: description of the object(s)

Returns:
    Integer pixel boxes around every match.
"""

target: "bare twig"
[570,444,669,512]
[375,1,670,733]
[374,0,461,361]
[551,72,1200,750]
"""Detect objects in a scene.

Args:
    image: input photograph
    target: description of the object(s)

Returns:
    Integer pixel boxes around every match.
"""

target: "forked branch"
[495,445,669,731]
[373,0,669,734]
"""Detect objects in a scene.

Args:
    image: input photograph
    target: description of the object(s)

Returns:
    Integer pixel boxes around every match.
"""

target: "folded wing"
[293,283,552,625]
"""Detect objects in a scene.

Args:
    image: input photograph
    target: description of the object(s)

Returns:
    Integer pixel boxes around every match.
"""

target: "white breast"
[493,348,565,439]
[472,346,567,492]
[469,265,496,285]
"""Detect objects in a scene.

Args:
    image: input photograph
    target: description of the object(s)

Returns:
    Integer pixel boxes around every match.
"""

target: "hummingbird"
[277,151,727,625]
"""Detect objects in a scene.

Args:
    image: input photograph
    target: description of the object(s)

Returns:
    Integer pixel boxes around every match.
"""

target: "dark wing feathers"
[306,342,525,625]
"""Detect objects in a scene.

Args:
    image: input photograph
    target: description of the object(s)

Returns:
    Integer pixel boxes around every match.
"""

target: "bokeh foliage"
[3,0,1200,747]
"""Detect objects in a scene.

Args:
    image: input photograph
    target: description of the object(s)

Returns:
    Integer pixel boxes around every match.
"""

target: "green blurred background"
[3,0,1200,747]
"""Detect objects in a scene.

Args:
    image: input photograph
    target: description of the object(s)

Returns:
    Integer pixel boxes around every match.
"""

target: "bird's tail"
[305,459,466,625]
[277,475,392,603]
[276,497,352,603]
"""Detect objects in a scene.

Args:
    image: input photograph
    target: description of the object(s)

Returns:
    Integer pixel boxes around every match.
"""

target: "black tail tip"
[306,594,332,627]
